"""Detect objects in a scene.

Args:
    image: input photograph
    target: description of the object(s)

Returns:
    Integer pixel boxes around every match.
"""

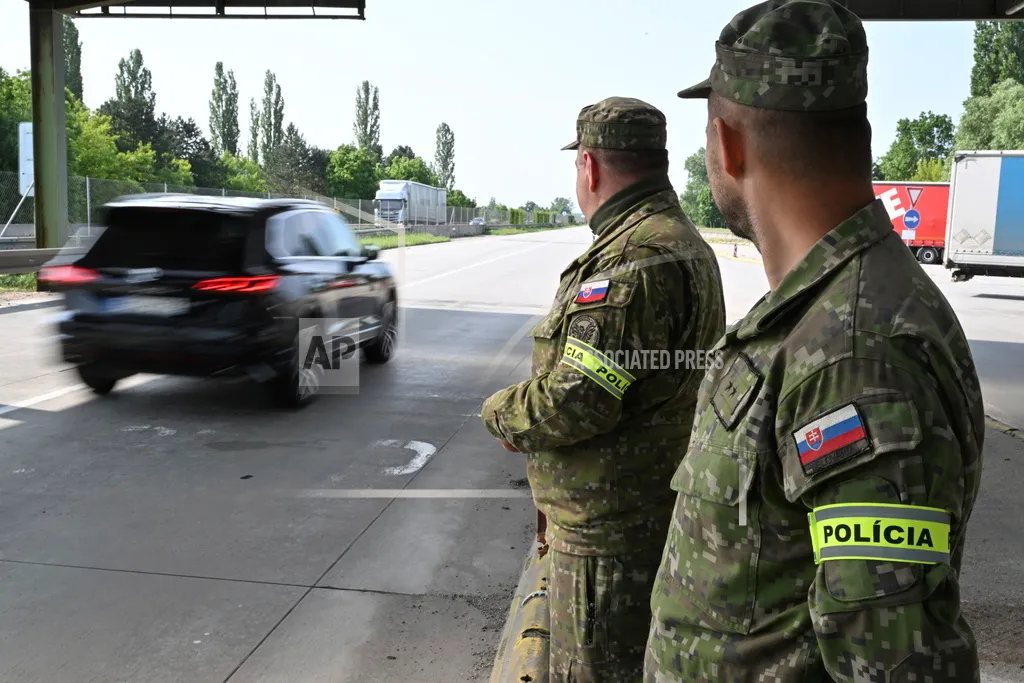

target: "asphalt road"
[0,225,1022,682]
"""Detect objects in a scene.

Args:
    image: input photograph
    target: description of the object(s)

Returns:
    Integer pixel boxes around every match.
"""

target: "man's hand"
[499,439,520,452]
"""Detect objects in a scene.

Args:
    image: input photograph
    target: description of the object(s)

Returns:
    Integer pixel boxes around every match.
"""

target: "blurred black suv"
[39,194,398,408]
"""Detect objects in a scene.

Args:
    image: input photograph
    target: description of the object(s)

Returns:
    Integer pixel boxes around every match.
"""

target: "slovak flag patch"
[576,279,609,304]
[793,403,869,476]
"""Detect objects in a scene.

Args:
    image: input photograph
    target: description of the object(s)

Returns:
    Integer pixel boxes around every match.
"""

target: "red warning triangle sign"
[908,187,924,207]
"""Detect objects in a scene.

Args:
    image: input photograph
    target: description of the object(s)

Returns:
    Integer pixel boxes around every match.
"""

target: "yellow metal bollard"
[489,512,551,683]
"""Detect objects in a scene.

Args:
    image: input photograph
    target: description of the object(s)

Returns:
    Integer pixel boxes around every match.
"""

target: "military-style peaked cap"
[562,96,667,151]
[678,0,869,111]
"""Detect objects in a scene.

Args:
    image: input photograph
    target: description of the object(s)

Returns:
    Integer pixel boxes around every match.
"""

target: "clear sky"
[0,0,976,209]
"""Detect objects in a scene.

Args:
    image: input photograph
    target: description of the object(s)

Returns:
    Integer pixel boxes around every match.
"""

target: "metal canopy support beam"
[839,0,1024,20]
[51,0,365,19]
[28,6,69,250]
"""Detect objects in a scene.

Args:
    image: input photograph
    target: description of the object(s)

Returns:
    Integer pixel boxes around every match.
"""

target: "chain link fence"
[2,171,573,246]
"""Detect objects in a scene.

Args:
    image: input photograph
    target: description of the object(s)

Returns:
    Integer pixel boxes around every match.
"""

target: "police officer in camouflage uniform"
[480,96,726,682]
[645,2,985,682]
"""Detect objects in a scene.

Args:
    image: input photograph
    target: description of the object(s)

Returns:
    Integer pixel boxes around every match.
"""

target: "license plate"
[105,296,190,316]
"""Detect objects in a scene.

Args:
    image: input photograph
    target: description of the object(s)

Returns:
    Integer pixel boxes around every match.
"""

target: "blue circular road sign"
[903,209,921,230]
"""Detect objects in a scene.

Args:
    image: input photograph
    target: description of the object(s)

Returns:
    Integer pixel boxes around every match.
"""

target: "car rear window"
[79,207,253,272]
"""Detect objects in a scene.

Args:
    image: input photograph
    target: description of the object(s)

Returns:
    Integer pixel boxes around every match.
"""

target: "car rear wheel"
[363,300,397,364]
[77,362,120,396]
[268,321,323,408]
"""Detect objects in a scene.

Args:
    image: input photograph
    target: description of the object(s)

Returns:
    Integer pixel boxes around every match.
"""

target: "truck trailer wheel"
[917,247,940,265]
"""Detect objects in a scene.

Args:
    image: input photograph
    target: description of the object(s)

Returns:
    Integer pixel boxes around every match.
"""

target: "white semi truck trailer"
[374,180,447,226]
[945,150,1024,282]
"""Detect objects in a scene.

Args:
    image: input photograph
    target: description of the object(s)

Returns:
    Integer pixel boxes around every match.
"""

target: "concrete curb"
[0,296,61,315]
[986,416,1024,442]
[489,547,550,683]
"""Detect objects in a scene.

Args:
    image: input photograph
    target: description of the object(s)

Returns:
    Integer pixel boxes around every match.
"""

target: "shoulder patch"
[575,279,609,304]
[568,314,600,346]
[793,403,870,476]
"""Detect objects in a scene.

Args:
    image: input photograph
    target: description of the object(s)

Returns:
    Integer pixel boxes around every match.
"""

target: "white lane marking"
[402,243,547,289]
[0,384,87,417]
[298,489,532,499]
[377,439,438,475]
[0,374,159,420]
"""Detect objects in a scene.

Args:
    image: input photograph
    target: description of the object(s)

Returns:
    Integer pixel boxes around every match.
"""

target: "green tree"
[385,145,415,167]
[549,197,575,215]
[98,48,159,153]
[693,185,725,228]
[327,144,380,198]
[522,200,539,211]
[354,80,382,162]
[66,102,121,179]
[879,112,956,181]
[956,78,1024,150]
[385,155,439,186]
[259,71,284,164]
[209,62,240,156]
[680,147,710,216]
[447,188,476,208]
[116,142,192,185]
[970,22,1024,98]
[63,16,83,104]
[222,152,268,192]
[878,134,920,182]
[155,116,225,188]
[434,122,455,190]
[247,97,260,163]
[911,157,950,182]
[265,123,329,195]
[0,68,32,172]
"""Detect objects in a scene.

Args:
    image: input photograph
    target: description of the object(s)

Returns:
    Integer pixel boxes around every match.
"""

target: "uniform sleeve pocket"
[781,392,923,502]
[529,305,565,340]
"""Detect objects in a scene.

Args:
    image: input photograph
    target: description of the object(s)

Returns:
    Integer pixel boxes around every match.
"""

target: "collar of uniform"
[569,185,678,277]
[588,174,674,238]
[734,198,893,341]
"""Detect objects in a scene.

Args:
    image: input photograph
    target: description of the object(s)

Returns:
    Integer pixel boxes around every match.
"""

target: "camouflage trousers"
[548,548,664,683]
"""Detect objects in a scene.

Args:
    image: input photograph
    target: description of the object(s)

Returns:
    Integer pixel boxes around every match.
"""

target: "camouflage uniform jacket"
[481,176,726,556]
[646,199,986,682]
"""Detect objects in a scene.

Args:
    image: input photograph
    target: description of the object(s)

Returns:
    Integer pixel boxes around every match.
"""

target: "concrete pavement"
[0,225,1022,681]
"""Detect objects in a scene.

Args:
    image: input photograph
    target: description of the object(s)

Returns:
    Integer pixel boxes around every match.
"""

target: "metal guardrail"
[0,248,85,274]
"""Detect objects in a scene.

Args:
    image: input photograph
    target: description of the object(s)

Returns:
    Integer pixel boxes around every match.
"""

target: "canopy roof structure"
[838,0,1024,20]
[27,0,365,19]
[24,0,1024,20]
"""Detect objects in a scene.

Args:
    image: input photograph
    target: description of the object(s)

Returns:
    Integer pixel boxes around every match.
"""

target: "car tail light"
[192,275,280,293]
[38,265,100,285]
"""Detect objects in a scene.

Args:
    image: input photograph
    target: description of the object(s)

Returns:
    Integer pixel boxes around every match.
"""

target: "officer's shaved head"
[707,91,873,182]
[581,147,670,179]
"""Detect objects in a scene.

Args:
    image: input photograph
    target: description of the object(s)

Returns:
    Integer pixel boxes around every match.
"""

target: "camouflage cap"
[561,96,667,151]
[678,0,869,111]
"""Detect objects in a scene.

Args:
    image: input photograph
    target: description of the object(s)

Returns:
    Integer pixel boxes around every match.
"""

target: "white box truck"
[945,150,1024,282]
[374,180,447,226]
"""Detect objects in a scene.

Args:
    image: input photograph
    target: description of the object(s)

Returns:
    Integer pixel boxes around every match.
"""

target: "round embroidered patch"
[568,315,600,346]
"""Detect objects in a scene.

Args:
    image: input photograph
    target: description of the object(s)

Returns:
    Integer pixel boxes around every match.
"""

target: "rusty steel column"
[29,4,70,250]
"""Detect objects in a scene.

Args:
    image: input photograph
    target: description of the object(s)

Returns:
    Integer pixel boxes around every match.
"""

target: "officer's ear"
[711,116,745,180]
[583,150,600,192]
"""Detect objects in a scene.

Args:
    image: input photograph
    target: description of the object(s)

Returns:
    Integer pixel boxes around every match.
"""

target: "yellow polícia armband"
[560,339,635,400]
[807,503,951,565]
